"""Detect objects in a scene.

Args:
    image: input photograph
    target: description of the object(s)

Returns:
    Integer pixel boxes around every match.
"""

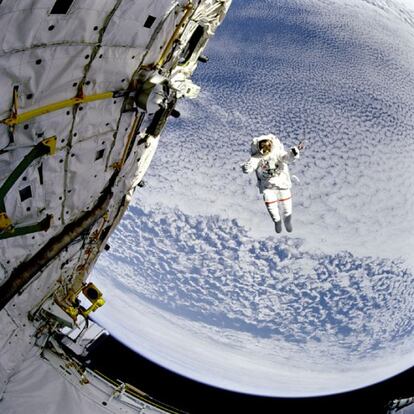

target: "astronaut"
[241,134,303,233]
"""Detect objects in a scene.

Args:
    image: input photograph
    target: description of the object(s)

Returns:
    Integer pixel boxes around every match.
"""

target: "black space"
[85,333,414,414]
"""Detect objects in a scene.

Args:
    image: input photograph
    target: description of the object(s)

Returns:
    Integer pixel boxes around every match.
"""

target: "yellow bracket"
[112,112,143,170]
[0,212,12,231]
[1,91,114,127]
[81,283,105,317]
[65,306,79,320]
[62,283,106,321]
[111,161,122,171]
[156,2,194,69]
[41,136,57,155]
[81,297,105,317]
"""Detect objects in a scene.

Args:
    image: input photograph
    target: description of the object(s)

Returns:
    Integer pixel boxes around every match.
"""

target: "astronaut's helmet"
[258,139,273,155]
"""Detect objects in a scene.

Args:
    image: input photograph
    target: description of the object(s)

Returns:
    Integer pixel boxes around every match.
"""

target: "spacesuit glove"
[241,162,251,173]
[291,146,300,157]
[291,141,304,157]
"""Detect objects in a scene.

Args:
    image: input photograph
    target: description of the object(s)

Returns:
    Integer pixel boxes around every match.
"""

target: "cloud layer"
[94,0,414,396]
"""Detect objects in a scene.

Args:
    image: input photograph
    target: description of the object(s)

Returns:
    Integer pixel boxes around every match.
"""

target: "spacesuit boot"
[275,221,282,233]
[284,215,292,232]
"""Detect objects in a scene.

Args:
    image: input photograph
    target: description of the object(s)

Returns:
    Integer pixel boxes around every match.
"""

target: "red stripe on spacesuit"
[265,197,292,205]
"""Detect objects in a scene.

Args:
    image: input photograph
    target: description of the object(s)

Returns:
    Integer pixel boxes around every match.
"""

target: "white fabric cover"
[0,348,121,414]
[103,0,177,49]
[0,347,168,414]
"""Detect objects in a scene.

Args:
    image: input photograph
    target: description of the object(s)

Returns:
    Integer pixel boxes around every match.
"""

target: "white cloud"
[142,0,414,264]
[93,202,414,395]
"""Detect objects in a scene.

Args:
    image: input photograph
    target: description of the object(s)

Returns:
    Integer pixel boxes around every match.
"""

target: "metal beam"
[1,92,114,127]
[0,173,116,311]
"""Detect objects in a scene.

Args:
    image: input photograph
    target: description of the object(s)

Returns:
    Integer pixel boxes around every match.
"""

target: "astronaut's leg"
[263,189,282,233]
[277,189,293,232]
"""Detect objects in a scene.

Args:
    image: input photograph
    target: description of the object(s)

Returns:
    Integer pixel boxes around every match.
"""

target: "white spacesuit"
[242,134,302,233]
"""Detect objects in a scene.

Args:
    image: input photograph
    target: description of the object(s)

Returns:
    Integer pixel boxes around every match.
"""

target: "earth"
[93,0,414,397]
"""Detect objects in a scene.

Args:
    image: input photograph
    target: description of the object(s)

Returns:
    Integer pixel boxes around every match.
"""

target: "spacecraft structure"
[0,1,231,412]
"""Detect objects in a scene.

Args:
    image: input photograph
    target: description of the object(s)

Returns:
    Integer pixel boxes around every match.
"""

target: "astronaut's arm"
[241,157,260,174]
[281,142,304,163]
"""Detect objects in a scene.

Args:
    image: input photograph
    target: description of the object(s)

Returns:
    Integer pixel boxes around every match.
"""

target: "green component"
[0,136,56,212]
[0,137,56,239]
[0,214,52,240]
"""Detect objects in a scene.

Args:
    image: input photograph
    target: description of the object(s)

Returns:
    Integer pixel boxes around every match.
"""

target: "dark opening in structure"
[179,25,205,65]
[144,15,156,29]
[19,186,32,202]
[50,0,75,14]
[95,149,105,161]
[38,164,43,185]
